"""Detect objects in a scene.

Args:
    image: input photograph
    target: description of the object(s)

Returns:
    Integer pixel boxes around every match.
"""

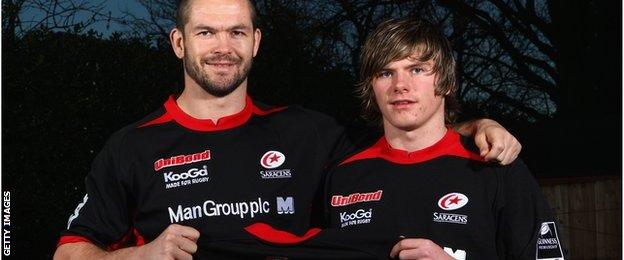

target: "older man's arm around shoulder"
[453,118,522,165]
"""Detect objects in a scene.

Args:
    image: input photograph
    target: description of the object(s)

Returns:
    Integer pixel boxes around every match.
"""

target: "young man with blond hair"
[324,17,565,259]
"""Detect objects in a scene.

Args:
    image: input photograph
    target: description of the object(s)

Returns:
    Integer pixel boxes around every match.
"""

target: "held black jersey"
[326,130,566,260]
[57,95,346,253]
[193,224,377,259]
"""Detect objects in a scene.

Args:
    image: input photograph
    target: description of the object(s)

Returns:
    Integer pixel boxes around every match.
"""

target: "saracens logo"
[438,192,469,211]
[260,151,286,169]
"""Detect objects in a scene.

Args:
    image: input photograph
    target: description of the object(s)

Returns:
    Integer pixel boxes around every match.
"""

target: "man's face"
[181,0,260,97]
[372,57,445,132]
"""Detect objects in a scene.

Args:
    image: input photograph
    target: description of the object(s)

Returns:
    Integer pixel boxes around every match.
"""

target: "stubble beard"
[184,51,252,97]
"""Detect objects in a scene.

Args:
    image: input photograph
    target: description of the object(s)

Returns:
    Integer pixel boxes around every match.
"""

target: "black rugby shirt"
[325,129,566,260]
[57,95,346,253]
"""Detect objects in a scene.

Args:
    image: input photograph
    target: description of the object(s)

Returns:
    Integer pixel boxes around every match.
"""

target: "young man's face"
[372,56,445,132]
[180,0,260,97]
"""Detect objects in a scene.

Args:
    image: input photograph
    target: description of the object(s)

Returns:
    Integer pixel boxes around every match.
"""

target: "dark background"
[2,0,622,258]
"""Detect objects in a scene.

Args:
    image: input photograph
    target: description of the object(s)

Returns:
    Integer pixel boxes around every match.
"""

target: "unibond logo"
[437,192,469,210]
[339,209,373,228]
[154,150,211,171]
[164,165,208,183]
[331,190,383,207]
[260,151,286,169]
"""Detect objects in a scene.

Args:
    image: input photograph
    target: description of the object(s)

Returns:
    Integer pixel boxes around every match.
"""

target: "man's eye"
[411,68,424,74]
[231,31,245,37]
[198,31,213,36]
[378,71,392,78]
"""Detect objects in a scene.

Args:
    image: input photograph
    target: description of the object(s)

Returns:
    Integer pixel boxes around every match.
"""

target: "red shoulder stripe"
[339,139,385,166]
[138,113,173,128]
[252,106,287,116]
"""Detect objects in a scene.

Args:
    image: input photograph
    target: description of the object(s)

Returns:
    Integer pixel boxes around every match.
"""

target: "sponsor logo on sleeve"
[67,194,89,229]
[331,190,383,207]
[339,208,373,228]
[259,151,292,179]
[154,150,211,171]
[536,222,565,260]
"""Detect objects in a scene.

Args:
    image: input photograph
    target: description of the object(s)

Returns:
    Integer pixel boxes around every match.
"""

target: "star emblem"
[269,153,281,163]
[448,195,462,205]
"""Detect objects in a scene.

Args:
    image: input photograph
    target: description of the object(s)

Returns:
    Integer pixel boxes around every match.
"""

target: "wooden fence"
[539,175,621,259]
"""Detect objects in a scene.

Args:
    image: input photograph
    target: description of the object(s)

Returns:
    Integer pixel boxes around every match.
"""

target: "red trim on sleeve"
[107,228,146,251]
[56,235,93,248]
[133,228,146,246]
[339,129,483,166]
[245,223,321,245]
[56,228,145,250]
[138,113,173,128]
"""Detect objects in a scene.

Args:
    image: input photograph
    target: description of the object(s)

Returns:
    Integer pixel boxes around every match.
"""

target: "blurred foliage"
[3,28,180,258]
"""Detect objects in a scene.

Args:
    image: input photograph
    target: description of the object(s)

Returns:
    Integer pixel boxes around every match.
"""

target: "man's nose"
[392,72,409,93]
[213,33,233,54]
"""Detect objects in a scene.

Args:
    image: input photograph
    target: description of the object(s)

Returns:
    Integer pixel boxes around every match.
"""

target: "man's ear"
[170,28,185,59]
[252,28,261,57]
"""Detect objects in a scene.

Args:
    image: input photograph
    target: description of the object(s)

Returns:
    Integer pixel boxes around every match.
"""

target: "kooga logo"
[340,209,372,222]
[339,208,373,228]
[164,166,208,183]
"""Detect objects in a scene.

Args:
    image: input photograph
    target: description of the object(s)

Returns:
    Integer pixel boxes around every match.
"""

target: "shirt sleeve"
[497,159,567,259]
[57,132,134,249]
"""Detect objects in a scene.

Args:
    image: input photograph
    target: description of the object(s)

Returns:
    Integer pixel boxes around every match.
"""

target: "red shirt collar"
[163,95,254,132]
[378,129,457,163]
[340,129,483,165]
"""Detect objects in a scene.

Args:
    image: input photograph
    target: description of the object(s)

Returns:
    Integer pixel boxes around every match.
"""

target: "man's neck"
[176,81,248,123]
[383,119,447,153]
